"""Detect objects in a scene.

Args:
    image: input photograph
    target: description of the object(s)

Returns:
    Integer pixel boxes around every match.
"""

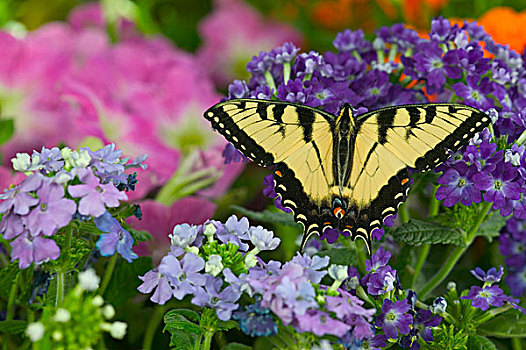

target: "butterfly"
[204,99,491,252]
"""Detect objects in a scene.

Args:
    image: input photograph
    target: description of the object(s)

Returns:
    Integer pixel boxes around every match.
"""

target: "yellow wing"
[204,99,339,235]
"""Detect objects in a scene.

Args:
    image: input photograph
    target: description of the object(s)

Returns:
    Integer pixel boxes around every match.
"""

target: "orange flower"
[477,7,526,53]
[311,0,375,31]
[403,0,448,29]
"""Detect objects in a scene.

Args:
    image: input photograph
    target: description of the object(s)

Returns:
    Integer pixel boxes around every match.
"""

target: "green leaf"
[475,212,506,242]
[466,335,496,350]
[222,343,252,350]
[217,320,239,332]
[128,228,152,243]
[0,320,27,334]
[0,119,14,146]
[164,309,200,324]
[0,263,20,300]
[392,218,464,246]
[478,312,526,338]
[316,247,356,266]
[164,320,203,335]
[231,205,298,227]
[103,256,152,308]
[168,329,199,350]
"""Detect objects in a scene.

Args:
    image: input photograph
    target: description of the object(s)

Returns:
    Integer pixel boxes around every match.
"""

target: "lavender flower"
[471,266,504,283]
[68,168,128,217]
[233,300,278,337]
[192,276,241,321]
[0,174,42,216]
[137,270,173,305]
[248,225,280,251]
[94,211,138,262]
[10,231,60,269]
[460,285,508,311]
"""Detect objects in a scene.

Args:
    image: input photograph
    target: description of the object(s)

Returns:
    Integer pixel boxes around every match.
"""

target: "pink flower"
[128,198,216,264]
[197,0,302,87]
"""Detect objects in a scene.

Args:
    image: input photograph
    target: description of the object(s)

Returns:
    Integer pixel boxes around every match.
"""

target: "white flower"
[64,149,91,169]
[109,321,127,339]
[169,224,199,248]
[203,223,216,239]
[328,265,348,282]
[103,305,116,319]
[52,331,63,341]
[11,153,40,172]
[78,268,100,291]
[53,308,71,322]
[248,226,280,251]
[92,295,104,307]
[244,252,258,269]
[26,322,45,342]
[205,255,223,277]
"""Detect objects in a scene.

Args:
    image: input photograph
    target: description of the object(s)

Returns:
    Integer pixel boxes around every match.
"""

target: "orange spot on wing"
[345,225,352,229]
[323,221,331,225]
[401,178,409,185]
[333,207,345,218]
[275,170,283,177]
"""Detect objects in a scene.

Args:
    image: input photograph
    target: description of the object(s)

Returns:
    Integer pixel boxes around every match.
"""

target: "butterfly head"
[336,104,355,135]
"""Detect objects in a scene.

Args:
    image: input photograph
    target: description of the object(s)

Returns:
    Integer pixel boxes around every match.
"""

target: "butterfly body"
[204,99,490,251]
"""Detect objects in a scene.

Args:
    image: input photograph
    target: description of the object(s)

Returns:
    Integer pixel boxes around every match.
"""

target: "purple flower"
[288,254,329,283]
[159,253,205,299]
[376,23,419,50]
[87,144,124,175]
[277,78,310,104]
[248,225,280,251]
[216,215,250,251]
[0,212,23,240]
[270,42,299,64]
[294,309,351,337]
[94,211,138,262]
[505,266,526,297]
[461,285,508,310]
[227,80,249,99]
[363,265,397,295]
[192,276,241,321]
[435,163,482,207]
[137,270,173,305]
[413,42,462,94]
[0,174,42,215]
[471,266,504,283]
[68,168,128,217]
[473,162,522,210]
[25,181,76,236]
[452,74,494,110]
[409,309,442,345]
[429,17,460,43]
[325,290,375,340]
[376,299,413,339]
[365,247,391,272]
[10,230,60,269]
[33,147,64,172]
[333,29,371,53]
[262,174,291,213]
[222,143,248,164]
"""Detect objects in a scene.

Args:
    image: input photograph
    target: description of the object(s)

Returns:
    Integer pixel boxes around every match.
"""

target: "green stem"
[399,202,409,224]
[99,254,117,295]
[64,225,73,267]
[412,244,430,288]
[194,335,202,350]
[283,63,291,85]
[3,272,19,350]
[202,331,213,350]
[429,185,440,217]
[142,305,166,350]
[472,304,511,326]
[418,201,492,299]
[512,337,524,350]
[56,271,65,307]
[264,70,277,94]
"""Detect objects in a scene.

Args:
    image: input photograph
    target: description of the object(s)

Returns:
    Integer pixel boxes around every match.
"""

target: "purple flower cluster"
[222,18,526,243]
[461,266,526,314]
[0,145,144,268]
[499,218,526,296]
[138,215,281,320]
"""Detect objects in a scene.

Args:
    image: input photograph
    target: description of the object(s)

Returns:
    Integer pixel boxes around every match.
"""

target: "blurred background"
[1,0,526,347]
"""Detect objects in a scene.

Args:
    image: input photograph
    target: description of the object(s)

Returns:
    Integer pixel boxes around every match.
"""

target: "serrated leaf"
[478,312,526,338]
[222,343,252,350]
[164,320,203,335]
[0,119,14,146]
[466,335,496,350]
[316,248,356,266]
[231,205,297,227]
[164,309,200,323]
[103,256,152,307]
[392,219,464,246]
[475,212,506,242]
[0,320,27,334]
[217,320,239,331]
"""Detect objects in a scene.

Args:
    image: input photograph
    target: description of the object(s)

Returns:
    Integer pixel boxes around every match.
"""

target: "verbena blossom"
[0,145,145,268]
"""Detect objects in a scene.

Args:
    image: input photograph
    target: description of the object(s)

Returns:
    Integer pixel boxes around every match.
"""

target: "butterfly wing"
[204,99,339,238]
[341,103,491,247]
